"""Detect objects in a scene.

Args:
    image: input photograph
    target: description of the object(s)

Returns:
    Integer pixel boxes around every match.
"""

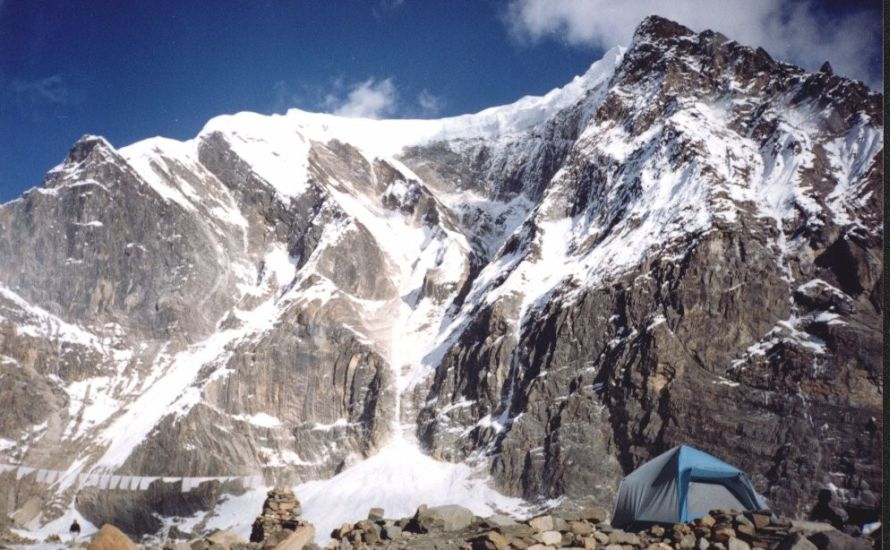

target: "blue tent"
[611,445,768,528]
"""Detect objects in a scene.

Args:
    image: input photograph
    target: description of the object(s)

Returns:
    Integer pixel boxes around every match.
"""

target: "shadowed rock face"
[0,15,881,536]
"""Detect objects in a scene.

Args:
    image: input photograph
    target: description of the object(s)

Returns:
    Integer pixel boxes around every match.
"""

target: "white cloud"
[416,90,443,117]
[11,74,72,104]
[325,78,398,119]
[505,0,881,88]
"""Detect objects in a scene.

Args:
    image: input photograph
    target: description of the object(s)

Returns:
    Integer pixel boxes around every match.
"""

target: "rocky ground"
[2,489,878,550]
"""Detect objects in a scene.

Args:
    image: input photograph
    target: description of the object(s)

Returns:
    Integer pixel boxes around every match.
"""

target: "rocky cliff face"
[0,15,881,539]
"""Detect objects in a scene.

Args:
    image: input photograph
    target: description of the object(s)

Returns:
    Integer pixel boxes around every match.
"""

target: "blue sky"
[0,0,881,203]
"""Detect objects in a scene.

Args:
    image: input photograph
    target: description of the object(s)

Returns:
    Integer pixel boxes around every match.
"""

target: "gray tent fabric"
[611,445,768,528]
[686,481,748,518]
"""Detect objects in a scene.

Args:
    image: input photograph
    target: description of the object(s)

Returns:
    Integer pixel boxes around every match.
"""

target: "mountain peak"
[632,15,694,44]
[66,134,114,164]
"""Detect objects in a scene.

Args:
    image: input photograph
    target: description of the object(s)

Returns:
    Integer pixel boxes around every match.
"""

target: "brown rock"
[488,531,511,550]
[713,526,737,544]
[579,507,610,524]
[535,531,563,546]
[696,515,717,528]
[649,525,665,537]
[750,514,771,530]
[678,533,696,549]
[332,523,352,539]
[571,521,594,536]
[728,537,751,550]
[529,516,556,532]
[87,524,138,550]
[608,531,640,545]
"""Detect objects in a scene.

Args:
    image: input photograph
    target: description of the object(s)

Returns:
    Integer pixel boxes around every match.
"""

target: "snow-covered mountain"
[0,16,882,542]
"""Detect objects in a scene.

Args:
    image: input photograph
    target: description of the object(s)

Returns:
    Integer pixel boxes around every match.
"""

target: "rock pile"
[249,488,311,547]
[327,506,877,550]
[328,504,478,548]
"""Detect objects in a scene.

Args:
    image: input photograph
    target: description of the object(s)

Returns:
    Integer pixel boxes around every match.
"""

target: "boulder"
[535,531,563,546]
[273,524,316,550]
[411,504,474,532]
[368,507,384,521]
[529,515,556,532]
[87,524,139,550]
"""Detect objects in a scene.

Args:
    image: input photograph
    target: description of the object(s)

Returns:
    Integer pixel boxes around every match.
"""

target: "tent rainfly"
[612,445,768,528]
